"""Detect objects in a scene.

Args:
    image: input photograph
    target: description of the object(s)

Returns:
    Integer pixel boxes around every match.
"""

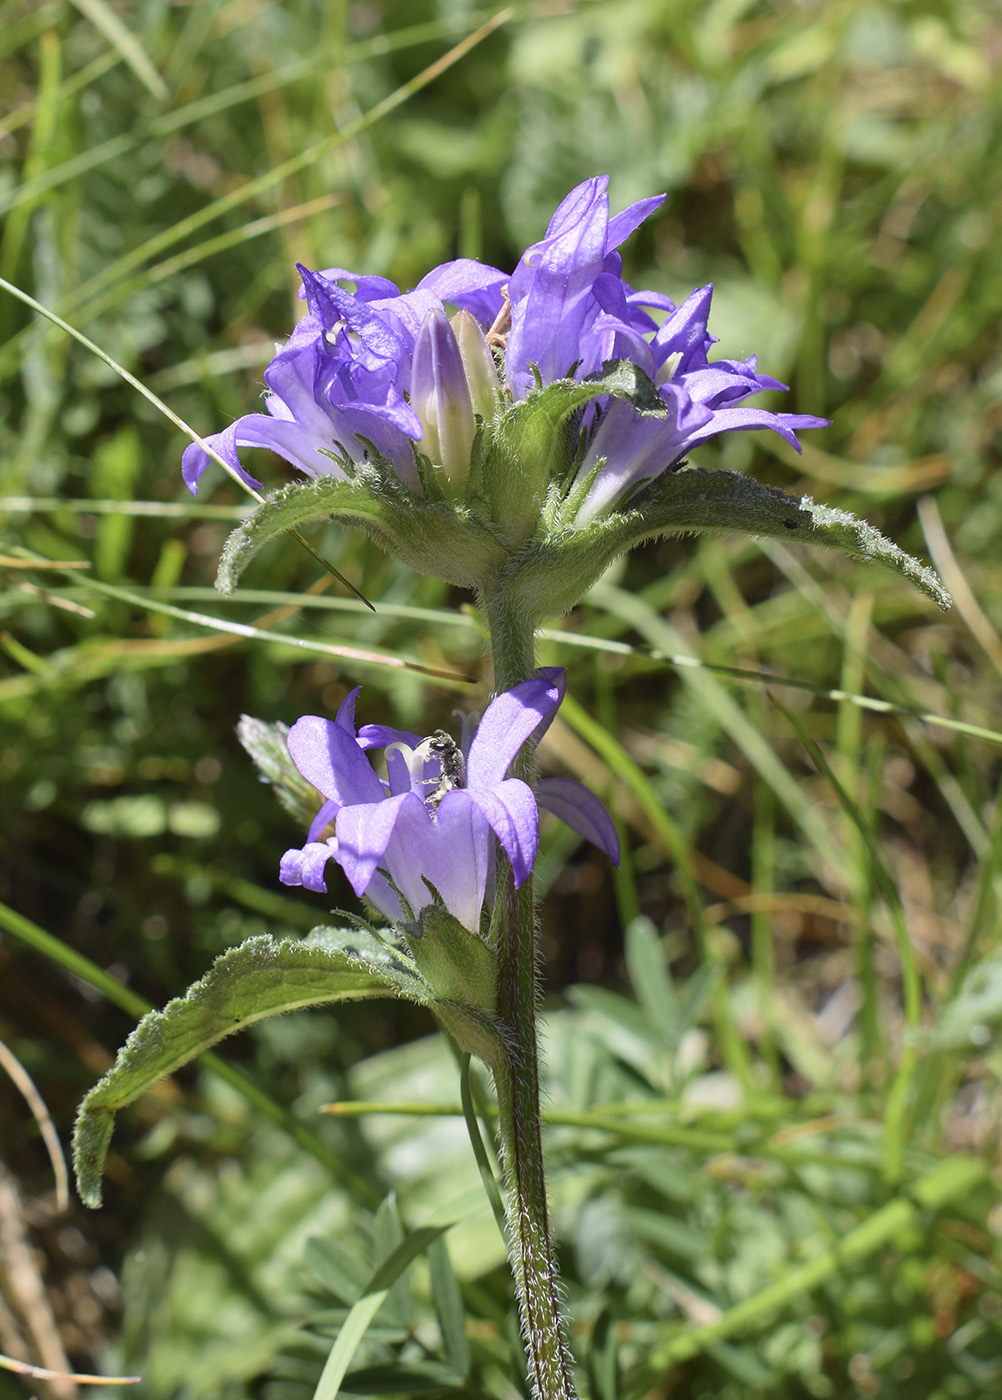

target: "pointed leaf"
[510,466,950,621]
[74,933,430,1207]
[216,475,504,594]
[313,1224,450,1400]
[428,1235,470,1378]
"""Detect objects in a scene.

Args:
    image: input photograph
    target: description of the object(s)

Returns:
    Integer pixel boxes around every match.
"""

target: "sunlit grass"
[2,0,1002,1395]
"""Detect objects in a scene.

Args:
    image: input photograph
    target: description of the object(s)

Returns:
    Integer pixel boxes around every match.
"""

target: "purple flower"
[278,668,618,932]
[183,176,826,523]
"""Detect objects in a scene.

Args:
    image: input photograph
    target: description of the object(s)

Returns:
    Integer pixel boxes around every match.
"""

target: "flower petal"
[356,723,423,751]
[334,791,421,897]
[465,778,539,887]
[536,777,620,863]
[287,715,385,806]
[416,259,508,326]
[307,798,339,843]
[280,837,338,893]
[466,669,565,788]
[605,193,666,253]
[386,792,488,929]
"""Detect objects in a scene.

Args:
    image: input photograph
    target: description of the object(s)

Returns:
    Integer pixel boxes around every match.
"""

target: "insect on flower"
[279,669,619,931]
[412,729,467,809]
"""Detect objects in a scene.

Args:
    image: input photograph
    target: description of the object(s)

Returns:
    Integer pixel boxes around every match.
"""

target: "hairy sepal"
[506,466,951,623]
[73,931,429,1207]
[479,364,658,548]
[405,902,497,1012]
[215,474,505,594]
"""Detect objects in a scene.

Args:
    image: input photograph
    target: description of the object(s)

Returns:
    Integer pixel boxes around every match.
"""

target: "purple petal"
[335,791,420,898]
[680,406,830,456]
[416,259,509,326]
[280,838,338,893]
[335,687,362,733]
[386,792,489,929]
[465,778,539,887]
[573,394,712,525]
[304,268,401,302]
[652,284,717,375]
[287,715,385,806]
[506,178,611,395]
[298,265,412,365]
[605,193,666,252]
[182,421,264,494]
[536,777,620,864]
[307,798,339,843]
[356,723,423,751]
[466,670,565,788]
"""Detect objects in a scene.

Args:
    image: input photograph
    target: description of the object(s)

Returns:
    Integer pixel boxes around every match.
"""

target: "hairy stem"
[481,587,577,1400]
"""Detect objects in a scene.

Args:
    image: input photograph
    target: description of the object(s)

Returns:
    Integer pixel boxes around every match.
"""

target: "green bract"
[216,364,950,620]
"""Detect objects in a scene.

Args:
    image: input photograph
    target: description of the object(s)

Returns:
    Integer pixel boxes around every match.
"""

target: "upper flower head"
[278,667,619,932]
[182,177,826,517]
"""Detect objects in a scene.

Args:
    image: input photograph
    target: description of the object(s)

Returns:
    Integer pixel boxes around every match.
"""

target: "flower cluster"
[279,668,618,933]
[182,176,826,520]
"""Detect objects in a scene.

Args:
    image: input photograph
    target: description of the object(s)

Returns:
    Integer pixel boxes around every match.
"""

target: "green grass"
[2,1,1002,1396]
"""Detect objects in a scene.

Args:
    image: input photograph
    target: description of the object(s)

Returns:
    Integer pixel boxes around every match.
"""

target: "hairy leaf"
[74,933,429,1207]
[215,475,503,595]
[510,467,950,621]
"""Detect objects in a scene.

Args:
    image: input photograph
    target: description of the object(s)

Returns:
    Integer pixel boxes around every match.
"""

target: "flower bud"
[451,309,502,421]
[411,307,476,495]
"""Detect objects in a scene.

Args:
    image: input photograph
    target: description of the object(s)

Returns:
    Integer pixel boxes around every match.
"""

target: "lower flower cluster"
[279,668,618,933]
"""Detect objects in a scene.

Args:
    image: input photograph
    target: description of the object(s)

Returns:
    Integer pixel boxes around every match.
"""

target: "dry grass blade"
[0,1352,140,1385]
[0,1038,68,1211]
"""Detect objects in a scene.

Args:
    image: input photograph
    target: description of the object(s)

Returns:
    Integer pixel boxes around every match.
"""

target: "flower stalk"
[484,587,577,1400]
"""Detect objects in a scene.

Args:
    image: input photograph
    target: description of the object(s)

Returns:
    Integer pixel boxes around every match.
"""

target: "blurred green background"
[2,1,1002,1396]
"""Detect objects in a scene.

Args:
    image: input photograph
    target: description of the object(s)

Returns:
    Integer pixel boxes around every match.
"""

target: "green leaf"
[73,933,430,1207]
[509,466,950,621]
[428,1235,470,1378]
[215,475,504,595]
[795,493,951,609]
[312,1224,449,1400]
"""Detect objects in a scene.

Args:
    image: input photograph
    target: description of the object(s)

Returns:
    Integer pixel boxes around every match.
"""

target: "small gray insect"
[413,729,466,809]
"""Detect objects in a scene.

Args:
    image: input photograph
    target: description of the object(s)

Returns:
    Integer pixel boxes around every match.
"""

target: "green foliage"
[3,0,1002,1395]
[74,931,429,1207]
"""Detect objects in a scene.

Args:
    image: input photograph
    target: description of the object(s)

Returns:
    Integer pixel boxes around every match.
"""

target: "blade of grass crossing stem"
[0,899,380,1204]
[775,702,921,1183]
[6,552,467,682]
[312,1226,448,1400]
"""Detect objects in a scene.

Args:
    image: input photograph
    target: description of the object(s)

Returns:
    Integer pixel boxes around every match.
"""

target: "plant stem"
[481,587,577,1400]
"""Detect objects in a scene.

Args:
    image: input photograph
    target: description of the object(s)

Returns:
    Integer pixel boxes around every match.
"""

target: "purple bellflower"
[182,176,826,519]
[279,668,618,933]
